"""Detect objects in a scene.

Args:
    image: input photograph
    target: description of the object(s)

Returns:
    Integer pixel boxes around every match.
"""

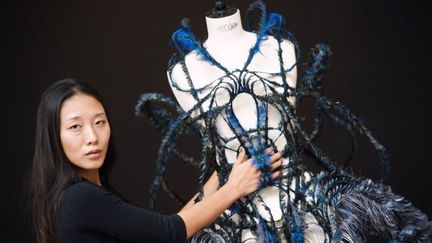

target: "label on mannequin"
[216,22,238,32]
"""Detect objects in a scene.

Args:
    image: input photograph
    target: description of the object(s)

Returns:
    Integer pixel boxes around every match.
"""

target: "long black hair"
[29,79,116,243]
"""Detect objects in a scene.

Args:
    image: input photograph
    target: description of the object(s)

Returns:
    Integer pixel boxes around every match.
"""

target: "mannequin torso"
[169,10,296,116]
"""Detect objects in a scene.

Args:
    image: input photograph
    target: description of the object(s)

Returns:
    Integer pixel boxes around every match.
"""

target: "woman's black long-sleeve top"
[56,180,186,243]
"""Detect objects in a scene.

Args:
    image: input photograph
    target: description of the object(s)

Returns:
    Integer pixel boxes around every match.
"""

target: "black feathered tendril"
[136,1,431,242]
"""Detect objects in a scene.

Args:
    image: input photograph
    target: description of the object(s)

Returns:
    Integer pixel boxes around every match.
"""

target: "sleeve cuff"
[173,214,187,242]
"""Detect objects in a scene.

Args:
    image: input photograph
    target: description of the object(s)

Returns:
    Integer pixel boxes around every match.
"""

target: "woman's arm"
[57,149,282,242]
[177,149,282,239]
[181,147,281,211]
[180,170,219,211]
[58,182,187,243]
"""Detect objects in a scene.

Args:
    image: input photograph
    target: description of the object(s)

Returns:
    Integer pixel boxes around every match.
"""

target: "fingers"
[243,157,256,170]
[271,159,283,171]
[269,152,282,163]
[272,171,281,179]
[265,146,274,154]
[243,159,261,178]
[234,148,246,166]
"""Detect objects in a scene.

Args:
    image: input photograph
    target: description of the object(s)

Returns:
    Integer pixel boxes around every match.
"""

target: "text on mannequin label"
[216,22,238,32]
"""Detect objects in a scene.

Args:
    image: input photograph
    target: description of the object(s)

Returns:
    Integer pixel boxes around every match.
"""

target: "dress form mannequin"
[167,2,325,242]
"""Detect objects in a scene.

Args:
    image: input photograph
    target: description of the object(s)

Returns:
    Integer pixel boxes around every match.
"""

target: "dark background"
[2,0,431,242]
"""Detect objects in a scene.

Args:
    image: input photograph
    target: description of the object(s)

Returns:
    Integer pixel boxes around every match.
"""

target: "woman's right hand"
[226,149,260,198]
[226,148,283,198]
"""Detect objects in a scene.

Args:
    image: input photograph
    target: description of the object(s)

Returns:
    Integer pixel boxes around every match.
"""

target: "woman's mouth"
[85,149,102,158]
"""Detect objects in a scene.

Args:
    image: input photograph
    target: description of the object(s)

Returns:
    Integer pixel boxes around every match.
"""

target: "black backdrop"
[2,0,431,242]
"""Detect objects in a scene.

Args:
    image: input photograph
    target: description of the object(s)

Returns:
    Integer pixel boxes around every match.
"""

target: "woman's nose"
[85,126,98,145]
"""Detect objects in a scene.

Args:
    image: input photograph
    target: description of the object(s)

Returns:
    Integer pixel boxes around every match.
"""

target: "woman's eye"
[68,124,81,130]
[96,120,106,126]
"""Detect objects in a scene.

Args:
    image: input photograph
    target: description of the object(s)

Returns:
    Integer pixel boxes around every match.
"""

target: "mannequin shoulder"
[259,35,296,57]
[168,51,226,88]
[248,36,296,73]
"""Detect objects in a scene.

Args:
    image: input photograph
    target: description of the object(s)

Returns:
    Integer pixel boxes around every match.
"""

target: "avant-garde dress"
[136,1,431,242]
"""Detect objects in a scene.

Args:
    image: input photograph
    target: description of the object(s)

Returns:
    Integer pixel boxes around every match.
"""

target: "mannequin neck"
[204,9,246,45]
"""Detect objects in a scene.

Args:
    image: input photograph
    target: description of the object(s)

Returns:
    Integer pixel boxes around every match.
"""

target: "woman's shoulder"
[65,179,104,193]
[62,180,109,207]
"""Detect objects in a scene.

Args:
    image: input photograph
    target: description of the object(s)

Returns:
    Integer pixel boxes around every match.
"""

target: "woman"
[29,78,282,243]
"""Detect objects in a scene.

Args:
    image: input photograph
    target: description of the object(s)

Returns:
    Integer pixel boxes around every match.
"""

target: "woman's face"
[60,93,111,174]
